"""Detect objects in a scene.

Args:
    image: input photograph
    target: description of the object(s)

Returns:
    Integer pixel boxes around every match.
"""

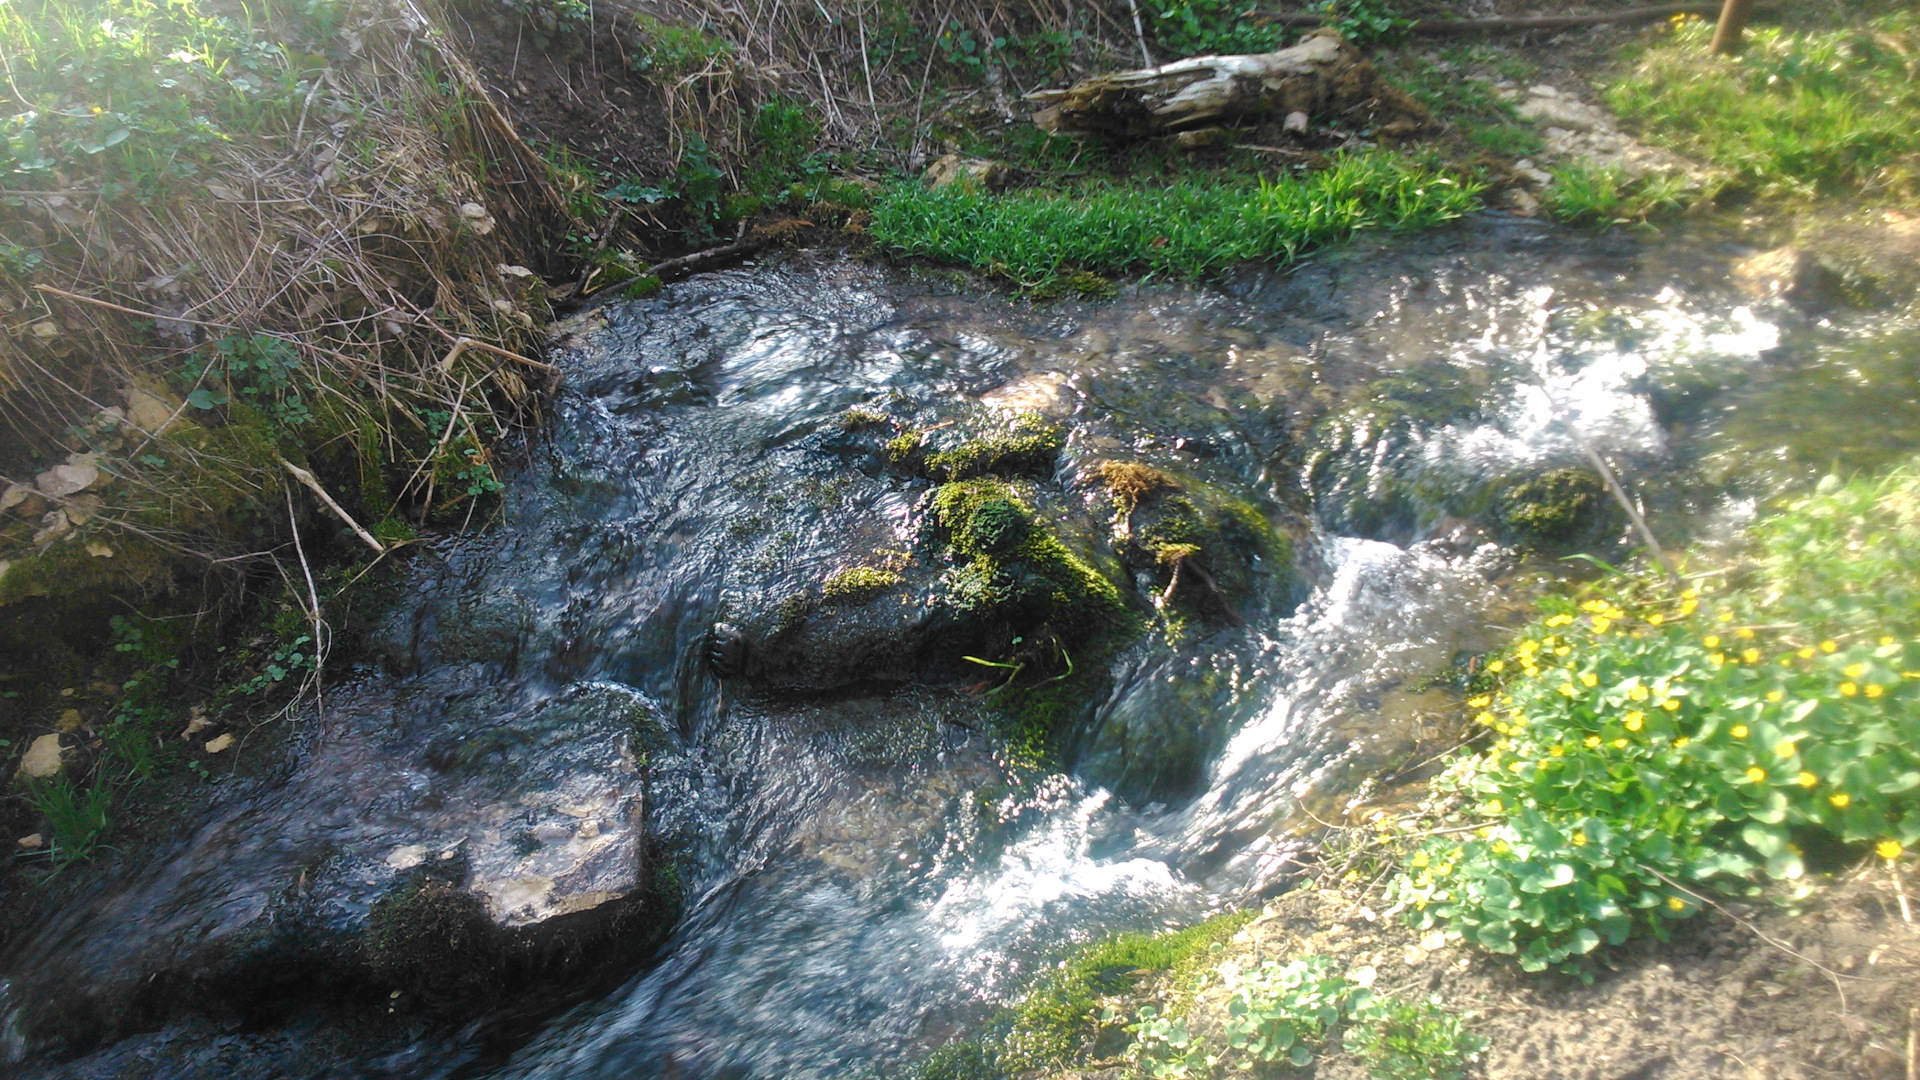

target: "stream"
[10,216,1920,1079]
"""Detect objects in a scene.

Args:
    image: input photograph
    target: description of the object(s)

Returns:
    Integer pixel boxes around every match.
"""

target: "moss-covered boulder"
[1491,467,1622,550]
[1092,461,1296,628]
[711,477,1129,696]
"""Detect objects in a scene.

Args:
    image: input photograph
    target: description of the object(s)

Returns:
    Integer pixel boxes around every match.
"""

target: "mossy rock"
[886,413,1066,481]
[365,871,504,1009]
[926,477,1127,644]
[1492,467,1622,550]
[712,478,1130,697]
[1096,462,1295,624]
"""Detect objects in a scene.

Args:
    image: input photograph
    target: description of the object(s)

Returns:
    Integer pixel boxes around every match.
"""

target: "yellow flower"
[1648,613,1665,625]
[1628,685,1649,702]
[1766,689,1784,703]
[1703,635,1721,649]
[1580,672,1598,688]
[1570,831,1587,846]
[1624,711,1644,731]
[1584,735,1602,749]
[1820,640,1838,653]
[1555,646,1571,657]
[1736,627,1755,640]
[1682,586,1700,600]
[1667,896,1687,911]
[1485,799,1503,814]
[1488,659,1506,673]
[1546,614,1575,627]
[1581,600,1611,614]
[1672,736,1690,749]
[1829,792,1850,808]
[1679,598,1698,616]
[1592,617,1612,633]
[1841,682,1859,697]
[1517,640,1539,656]
[1550,744,1565,757]
[1662,698,1681,711]
[1880,636,1896,647]
[1877,839,1903,860]
[1719,611,1735,623]
[1796,772,1818,788]
[1774,741,1796,760]
[1798,647,1816,660]
[1469,695,1491,708]
[1558,683,1579,698]
[1710,652,1726,666]
[1866,684,1885,699]
[1746,766,1768,784]
[1844,662,1868,679]
[1411,851,1430,868]
[1730,724,1748,738]
[1612,738,1629,749]
[1476,711,1496,726]
[1742,649,1760,664]
[1491,839,1510,855]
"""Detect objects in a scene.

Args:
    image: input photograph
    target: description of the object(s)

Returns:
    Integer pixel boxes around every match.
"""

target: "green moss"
[837,407,890,430]
[1492,468,1620,549]
[884,427,924,467]
[929,478,1125,637]
[365,873,502,1007]
[916,909,1258,1079]
[820,566,904,603]
[925,415,1065,481]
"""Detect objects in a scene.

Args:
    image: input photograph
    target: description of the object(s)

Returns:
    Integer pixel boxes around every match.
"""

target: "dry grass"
[0,0,577,599]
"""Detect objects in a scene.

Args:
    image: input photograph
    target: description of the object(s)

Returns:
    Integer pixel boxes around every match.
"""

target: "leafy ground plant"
[1387,458,1920,975]
[26,777,113,864]
[870,151,1481,292]
[1129,955,1482,1078]
[1606,12,1920,198]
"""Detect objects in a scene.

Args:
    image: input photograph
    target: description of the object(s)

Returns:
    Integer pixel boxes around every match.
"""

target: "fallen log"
[1028,28,1425,139]
[1265,3,1763,36]
[647,237,771,282]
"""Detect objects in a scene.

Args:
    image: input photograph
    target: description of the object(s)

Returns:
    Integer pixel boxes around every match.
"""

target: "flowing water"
[15,218,1920,1079]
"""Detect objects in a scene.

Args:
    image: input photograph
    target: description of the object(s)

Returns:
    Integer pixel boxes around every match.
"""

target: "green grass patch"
[1388,456,1920,975]
[906,909,1256,1079]
[1605,12,1920,198]
[869,151,1482,292]
[1541,162,1692,227]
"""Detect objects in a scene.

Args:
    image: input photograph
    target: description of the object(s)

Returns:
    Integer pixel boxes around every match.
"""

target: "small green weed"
[626,15,734,78]
[1138,0,1278,60]
[27,777,113,864]
[1128,955,1481,1078]
[1342,994,1486,1080]
[1606,13,1920,198]
[870,151,1481,292]
[1311,0,1411,48]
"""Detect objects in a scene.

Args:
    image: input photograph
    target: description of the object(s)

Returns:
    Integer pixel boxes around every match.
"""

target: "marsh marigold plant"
[1388,462,1920,975]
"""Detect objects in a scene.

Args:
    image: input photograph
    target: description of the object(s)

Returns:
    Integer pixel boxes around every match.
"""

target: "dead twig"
[278,457,385,555]
[1638,863,1854,1016]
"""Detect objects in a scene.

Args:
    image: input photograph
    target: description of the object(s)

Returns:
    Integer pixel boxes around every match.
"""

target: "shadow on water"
[11,216,1920,1079]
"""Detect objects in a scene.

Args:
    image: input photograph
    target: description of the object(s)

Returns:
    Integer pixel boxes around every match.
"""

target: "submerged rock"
[0,681,677,1057]
[1731,246,1843,310]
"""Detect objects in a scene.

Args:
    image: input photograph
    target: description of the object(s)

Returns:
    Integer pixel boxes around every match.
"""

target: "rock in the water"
[923,154,1009,191]
[1732,246,1841,309]
[1028,30,1425,140]
[0,680,675,1054]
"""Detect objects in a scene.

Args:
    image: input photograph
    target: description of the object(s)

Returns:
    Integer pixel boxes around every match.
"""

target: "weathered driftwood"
[1026,29,1423,141]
